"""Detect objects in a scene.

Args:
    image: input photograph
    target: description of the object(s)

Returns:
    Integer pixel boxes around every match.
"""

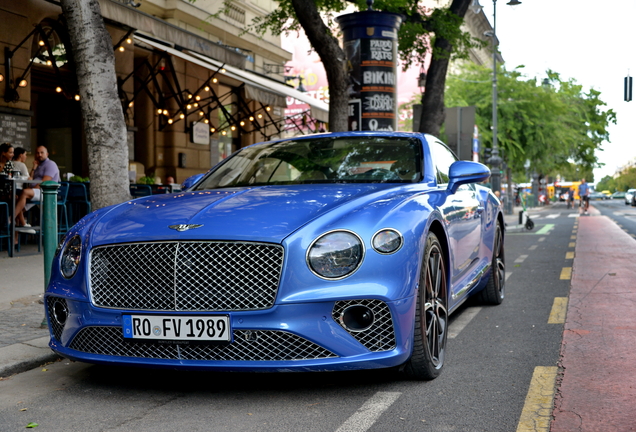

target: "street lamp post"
[474,0,521,203]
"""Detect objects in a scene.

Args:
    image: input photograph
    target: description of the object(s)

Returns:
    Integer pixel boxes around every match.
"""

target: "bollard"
[40,181,59,291]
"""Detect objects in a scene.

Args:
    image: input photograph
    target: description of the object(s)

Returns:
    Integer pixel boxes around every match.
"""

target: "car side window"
[429,140,458,186]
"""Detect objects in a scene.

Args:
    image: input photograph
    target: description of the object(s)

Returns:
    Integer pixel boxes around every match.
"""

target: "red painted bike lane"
[552,213,636,431]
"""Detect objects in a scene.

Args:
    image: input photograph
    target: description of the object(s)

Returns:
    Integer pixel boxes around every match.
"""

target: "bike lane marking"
[516,366,559,432]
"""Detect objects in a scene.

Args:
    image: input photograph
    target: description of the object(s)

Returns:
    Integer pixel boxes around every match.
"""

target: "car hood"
[90,185,401,245]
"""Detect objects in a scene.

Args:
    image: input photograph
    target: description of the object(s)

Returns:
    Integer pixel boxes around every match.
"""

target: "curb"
[0,336,61,378]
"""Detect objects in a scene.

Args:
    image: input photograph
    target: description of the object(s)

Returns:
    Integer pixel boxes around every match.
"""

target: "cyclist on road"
[578,178,590,215]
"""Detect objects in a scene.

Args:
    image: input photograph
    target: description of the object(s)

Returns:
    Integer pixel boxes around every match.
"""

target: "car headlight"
[372,229,403,254]
[60,235,82,279]
[307,230,364,279]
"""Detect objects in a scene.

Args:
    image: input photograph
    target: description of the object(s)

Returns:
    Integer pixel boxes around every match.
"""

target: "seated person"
[14,145,60,234]
[12,147,30,179]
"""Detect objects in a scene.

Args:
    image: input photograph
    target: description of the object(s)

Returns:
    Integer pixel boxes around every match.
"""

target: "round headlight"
[372,229,402,254]
[60,235,82,279]
[307,231,364,279]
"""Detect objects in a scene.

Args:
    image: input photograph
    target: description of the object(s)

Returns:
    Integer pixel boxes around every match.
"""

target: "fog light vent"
[332,299,396,352]
[46,297,68,342]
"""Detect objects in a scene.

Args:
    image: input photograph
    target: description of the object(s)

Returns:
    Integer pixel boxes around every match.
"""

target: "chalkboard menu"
[0,113,31,150]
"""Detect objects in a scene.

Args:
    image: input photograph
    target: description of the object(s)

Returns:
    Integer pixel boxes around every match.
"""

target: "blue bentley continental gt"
[46,131,505,380]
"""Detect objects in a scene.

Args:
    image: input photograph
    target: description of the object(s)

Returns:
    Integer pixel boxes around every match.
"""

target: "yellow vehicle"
[551,181,582,200]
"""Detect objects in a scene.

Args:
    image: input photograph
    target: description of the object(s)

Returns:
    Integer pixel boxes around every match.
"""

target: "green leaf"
[26,423,39,428]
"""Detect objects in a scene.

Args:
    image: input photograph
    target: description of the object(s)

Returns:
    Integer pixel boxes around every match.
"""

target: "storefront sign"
[191,121,210,145]
[0,113,31,150]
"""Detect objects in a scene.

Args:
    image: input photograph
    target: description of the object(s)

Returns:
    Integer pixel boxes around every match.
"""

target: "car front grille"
[332,299,396,352]
[68,326,337,361]
[90,241,284,311]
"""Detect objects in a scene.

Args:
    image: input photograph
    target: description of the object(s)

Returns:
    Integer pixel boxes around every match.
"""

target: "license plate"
[122,314,231,342]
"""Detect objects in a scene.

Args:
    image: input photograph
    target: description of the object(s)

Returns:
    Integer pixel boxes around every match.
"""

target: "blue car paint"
[45,131,502,373]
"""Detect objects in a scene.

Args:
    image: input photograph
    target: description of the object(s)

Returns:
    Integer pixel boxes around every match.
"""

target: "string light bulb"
[210,127,215,132]
[212,78,218,83]
[257,114,263,119]
[249,116,254,121]
[55,86,62,93]
[195,95,201,101]
[157,109,163,114]
[204,119,209,124]
[266,106,271,111]
[118,46,125,52]
[186,104,192,110]
[179,113,185,119]
[199,111,204,116]
[126,38,132,44]
[240,121,245,126]
[38,40,45,46]
[128,101,134,107]
[74,94,80,101]
[163,109,168,116]
[168,119,173,124]
[18,79,28,88]
[221,130,227,135]
[204,86,210,91]
[231,126,236,131]
[46,60,52,66]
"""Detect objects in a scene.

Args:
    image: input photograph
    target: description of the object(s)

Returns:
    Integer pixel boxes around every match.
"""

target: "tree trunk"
[60,0,130,209]
[291,0,349,132]
[418,0,471,137]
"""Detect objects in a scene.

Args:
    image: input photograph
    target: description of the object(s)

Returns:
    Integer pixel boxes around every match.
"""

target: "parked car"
[611,191,626,200]
[625,189,636,205]
[45,131,505,380]
[589,191,608,200]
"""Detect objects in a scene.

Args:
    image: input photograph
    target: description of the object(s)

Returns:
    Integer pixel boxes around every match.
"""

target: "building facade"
[0,0,327,183]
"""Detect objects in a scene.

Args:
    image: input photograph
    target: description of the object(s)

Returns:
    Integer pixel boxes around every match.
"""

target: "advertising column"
[337,11,403,132]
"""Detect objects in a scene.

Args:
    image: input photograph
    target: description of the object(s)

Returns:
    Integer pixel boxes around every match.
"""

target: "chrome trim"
[452,262,491,300]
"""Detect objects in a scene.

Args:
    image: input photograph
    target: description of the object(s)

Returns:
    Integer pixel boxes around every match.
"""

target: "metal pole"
[41,181,59,290]
[490,0,502,196]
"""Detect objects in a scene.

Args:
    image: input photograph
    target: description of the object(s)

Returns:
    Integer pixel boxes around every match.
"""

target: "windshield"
[194,136,423,190]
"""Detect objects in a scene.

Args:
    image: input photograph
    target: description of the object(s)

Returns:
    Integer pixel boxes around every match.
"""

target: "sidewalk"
[0,248,58,377]
[2,203,635,431]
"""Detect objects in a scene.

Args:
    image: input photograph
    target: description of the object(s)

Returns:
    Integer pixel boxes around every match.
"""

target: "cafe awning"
[134,34,329,123]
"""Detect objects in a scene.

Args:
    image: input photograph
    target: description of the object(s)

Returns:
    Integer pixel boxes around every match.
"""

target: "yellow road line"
[568,242,575,248]
[548,297,568,324]
[516,366,558,432]
[565,251,574,260]
[570,235,576,240]
[560,267,572,280]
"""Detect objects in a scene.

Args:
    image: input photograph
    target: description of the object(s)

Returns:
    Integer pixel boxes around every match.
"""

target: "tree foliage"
[444,64,616,181]
[250,0,481,133]
[597,168,636,193]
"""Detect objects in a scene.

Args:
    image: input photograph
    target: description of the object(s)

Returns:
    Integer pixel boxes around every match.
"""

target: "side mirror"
[181,173,204,191]
[447,161,491,194]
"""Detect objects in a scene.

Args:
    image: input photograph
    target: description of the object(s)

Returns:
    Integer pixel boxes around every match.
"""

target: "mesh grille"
[68,326,337,361]
[46,297,67,341]
[90,241,284,311]
[332,299,396,352]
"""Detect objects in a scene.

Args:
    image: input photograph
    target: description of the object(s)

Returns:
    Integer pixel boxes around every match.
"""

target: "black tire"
[476,222,505,305]
[525,218,534,230]
[403,232,448,380]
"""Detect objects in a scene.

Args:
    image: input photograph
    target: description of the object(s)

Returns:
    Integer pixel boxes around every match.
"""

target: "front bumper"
[44,294,416,372]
